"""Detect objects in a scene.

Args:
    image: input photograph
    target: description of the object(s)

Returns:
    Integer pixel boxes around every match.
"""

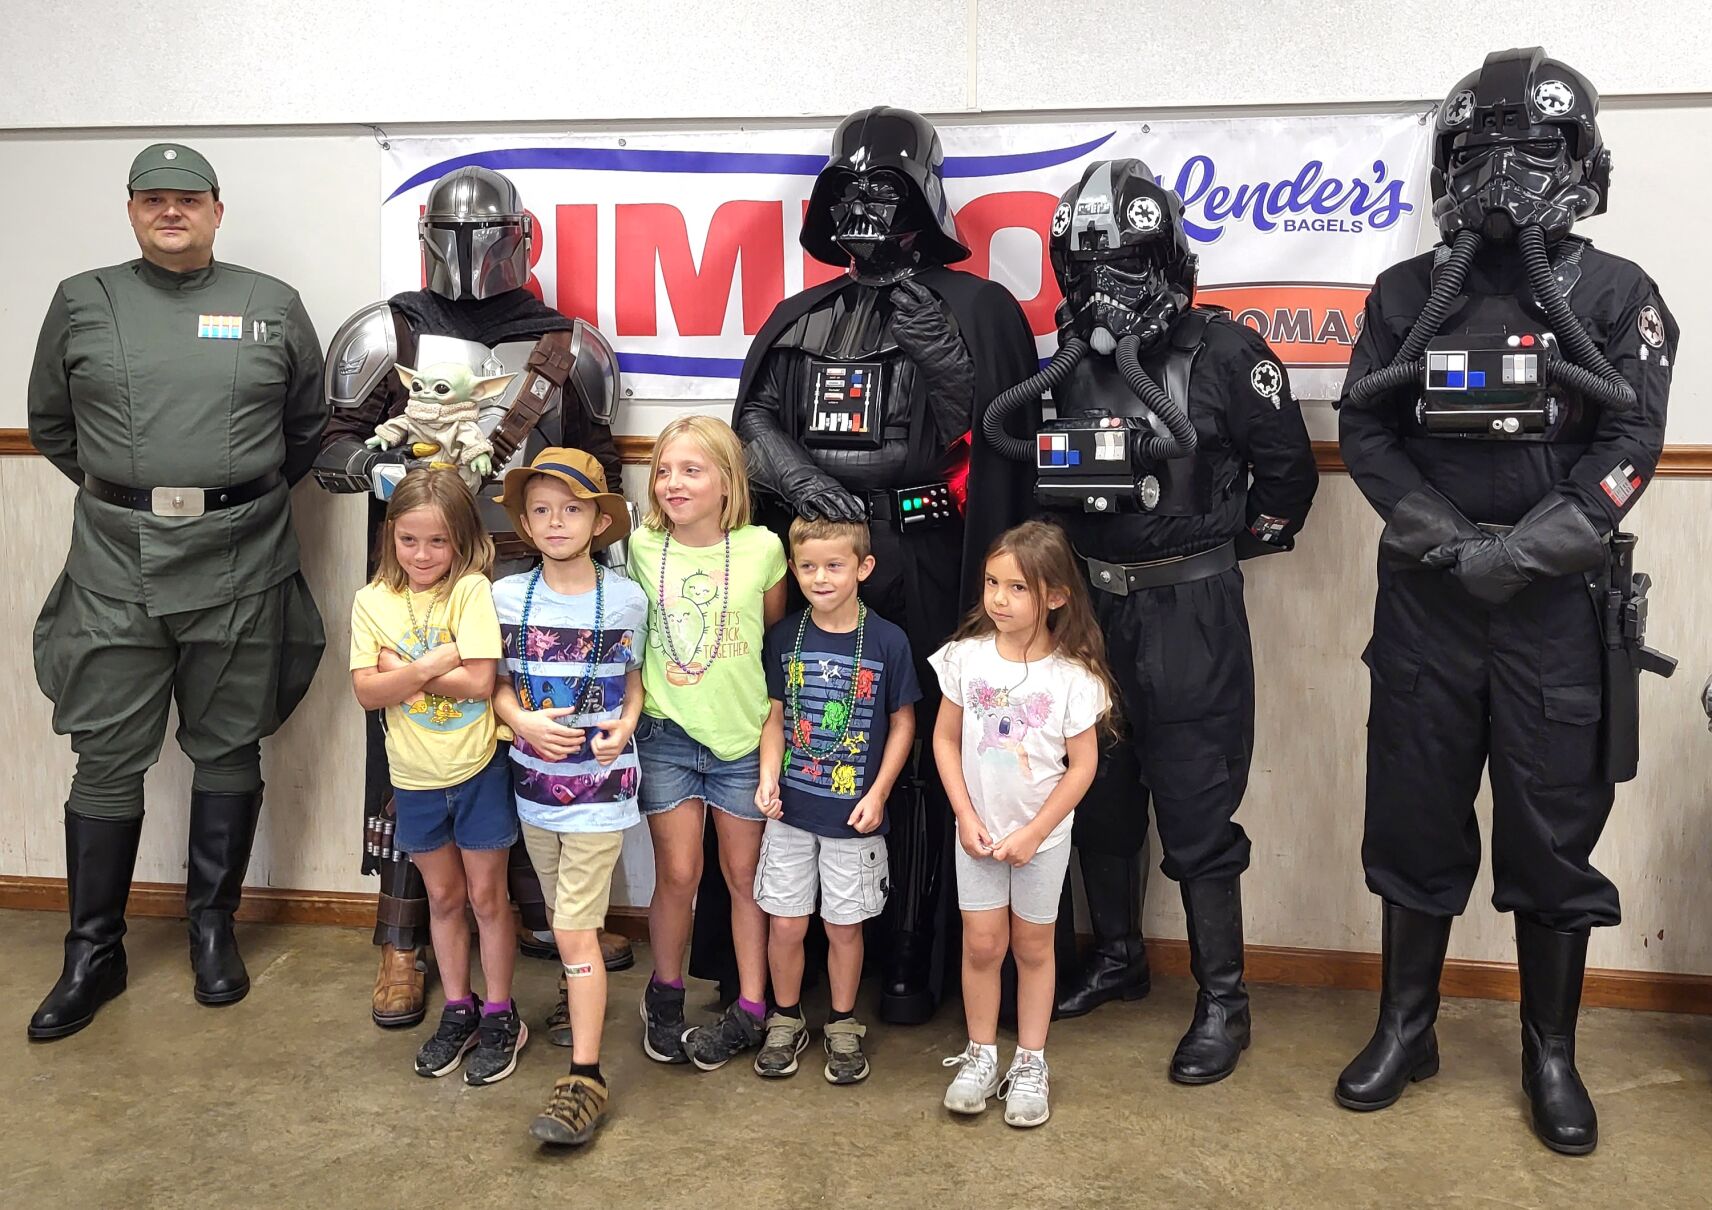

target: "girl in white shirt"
[928,520,1117,1129]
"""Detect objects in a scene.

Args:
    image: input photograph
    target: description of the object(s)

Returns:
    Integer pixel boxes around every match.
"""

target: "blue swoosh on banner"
[384,133,1115,202]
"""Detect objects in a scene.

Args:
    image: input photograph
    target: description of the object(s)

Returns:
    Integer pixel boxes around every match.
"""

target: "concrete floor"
[4,910,1711,1209]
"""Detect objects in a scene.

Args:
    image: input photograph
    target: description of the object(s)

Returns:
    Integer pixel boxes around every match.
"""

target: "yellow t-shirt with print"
[349,573,503,791]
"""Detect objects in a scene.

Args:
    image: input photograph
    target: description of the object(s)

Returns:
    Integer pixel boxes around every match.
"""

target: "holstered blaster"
[1591,532,1676,783]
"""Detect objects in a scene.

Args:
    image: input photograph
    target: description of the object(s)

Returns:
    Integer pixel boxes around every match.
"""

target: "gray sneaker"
[682,1000,765,1071]
[640,980,689,1064]
[753,1013,810,1078]
[942,1041,1001,1113]
[413,1001,481,1078]
[822,1019,871,1085]
[464,1004,528,1086]
[999,1052,1051,1128]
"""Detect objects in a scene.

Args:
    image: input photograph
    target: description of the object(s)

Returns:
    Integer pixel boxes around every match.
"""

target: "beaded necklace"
[517,564,605,716]
[786,603,866,760]
[657,530,731,676]
[403,582,444,653]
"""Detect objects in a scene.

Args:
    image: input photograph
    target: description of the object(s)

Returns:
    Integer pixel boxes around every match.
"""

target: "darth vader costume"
[984,159,1317,1082]
[708,107,1037,1022]
[1335,49,1675,1154]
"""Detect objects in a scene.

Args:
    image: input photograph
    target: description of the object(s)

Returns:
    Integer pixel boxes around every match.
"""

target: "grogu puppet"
[366,362,515,489]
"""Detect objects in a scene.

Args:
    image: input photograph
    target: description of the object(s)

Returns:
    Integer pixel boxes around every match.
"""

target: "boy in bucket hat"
[491,448,646,1147]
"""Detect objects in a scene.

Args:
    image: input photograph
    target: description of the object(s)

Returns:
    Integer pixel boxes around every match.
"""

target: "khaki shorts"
[519,821,626,932]
[753,819,889,926]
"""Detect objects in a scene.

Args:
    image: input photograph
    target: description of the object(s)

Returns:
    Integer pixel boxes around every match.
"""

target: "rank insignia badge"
[198,314,243,339]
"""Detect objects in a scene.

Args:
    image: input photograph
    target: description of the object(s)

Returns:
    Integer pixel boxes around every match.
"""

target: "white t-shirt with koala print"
[928,636,1109,855]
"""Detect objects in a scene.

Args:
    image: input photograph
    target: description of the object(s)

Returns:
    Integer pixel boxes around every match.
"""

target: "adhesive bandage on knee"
[564,961,597,978]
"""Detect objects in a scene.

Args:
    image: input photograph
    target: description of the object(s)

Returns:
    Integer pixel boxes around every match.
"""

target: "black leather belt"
[83,471,282,517]
[1084,540,1237,596]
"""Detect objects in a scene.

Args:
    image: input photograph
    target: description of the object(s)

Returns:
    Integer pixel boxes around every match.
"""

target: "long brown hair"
[371,469,495,595]
[951,519,1120,737]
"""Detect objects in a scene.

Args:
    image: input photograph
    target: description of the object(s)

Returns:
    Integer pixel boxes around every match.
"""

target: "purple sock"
[651,973,684,990]
[481,998,512,1016]
[446,995,476,1011]
[738,996,766,1020]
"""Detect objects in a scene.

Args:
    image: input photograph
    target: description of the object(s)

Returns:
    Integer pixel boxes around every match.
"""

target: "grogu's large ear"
[394,364,420,390]
[466,372,517,402]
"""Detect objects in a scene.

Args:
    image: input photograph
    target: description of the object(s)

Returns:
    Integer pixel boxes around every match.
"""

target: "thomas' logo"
[1533,80,1575,117]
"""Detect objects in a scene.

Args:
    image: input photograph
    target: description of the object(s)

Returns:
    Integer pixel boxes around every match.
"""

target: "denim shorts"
[634,714,763,821]
[392,745,519,855]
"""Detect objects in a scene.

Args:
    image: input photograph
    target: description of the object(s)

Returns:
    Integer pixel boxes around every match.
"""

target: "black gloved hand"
[890,278,976,442]
[797,482,870,523]
[1446,492,1605,606]
[1378,485,1485,567]
[736,415,868,522]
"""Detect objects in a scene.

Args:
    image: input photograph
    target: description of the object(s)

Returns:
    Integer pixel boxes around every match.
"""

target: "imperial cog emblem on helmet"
[1250,361,1283,399]
[1444,90,1475,126]
[1051,202,1072,238]
[1533,80,1575,117]
[1126,196,1162,232]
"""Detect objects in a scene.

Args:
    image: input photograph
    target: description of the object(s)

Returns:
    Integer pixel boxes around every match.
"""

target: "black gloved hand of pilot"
[1438,489,1609,605]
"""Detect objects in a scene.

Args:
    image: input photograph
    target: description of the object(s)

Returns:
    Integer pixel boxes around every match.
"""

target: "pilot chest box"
[1421,332,1558,437]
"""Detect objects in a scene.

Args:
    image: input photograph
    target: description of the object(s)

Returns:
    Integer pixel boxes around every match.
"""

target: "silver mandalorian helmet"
[419,167,533,301]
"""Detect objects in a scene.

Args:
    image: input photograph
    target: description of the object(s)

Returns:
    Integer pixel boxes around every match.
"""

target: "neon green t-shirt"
[627,523,787,761]
[349,573,503,790]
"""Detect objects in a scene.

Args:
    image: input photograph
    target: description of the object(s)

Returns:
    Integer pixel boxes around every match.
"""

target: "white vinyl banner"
[381,115,1432,401]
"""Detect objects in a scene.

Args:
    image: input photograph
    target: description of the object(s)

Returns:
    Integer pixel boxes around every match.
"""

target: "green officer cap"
[127,143,219,193]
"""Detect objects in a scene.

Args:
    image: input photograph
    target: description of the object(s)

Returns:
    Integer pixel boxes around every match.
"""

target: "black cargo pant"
[1090,565,1255,882]
[1361,561,1619,931]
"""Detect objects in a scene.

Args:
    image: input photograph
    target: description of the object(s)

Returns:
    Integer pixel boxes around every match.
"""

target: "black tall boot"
[186,788,263,1006]
[1170,877,1250,1084]
[1335,902,1453,1110]
[1056,845,1151,1019]
[1516,916,1598,1155]
[28,811,143,1041]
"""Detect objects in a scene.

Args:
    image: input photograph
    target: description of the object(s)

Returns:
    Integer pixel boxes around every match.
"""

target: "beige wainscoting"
[4,433,1710,1002]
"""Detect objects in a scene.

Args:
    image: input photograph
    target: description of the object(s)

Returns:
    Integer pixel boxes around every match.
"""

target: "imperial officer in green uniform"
[26,143,328,1040]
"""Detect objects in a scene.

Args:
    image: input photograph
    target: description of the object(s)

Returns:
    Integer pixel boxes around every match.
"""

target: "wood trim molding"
[4,879,1706,1015]
[8,429,1712,478]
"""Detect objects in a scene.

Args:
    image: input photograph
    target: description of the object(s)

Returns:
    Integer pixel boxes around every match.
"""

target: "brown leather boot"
[600,929,635,972]
[372,943,426,1028]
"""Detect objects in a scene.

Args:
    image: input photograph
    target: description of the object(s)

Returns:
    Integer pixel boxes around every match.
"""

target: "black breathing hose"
[1519,224,1638,413]
[1115,333,1198,460]
[1344,228,1483,409]
[982,337,1089,462]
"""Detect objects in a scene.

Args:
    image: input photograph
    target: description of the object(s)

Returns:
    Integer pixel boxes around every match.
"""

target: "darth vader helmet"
[801,106,970,284]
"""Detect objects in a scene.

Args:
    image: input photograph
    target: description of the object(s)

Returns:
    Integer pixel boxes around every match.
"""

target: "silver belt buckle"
[1085,557,1130,597]
[151,486,205,517]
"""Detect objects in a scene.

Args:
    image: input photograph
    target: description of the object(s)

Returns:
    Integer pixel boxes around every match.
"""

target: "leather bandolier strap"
[489,329,577,469]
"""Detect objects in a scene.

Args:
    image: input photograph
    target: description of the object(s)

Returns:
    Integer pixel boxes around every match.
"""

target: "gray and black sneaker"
[464,1003,529,1086]
[414,1000,481,1078]
[823,1019,871,1085]
[753,1013,810,1078]
[682,1000,765,1071]
[640,980,689,1064]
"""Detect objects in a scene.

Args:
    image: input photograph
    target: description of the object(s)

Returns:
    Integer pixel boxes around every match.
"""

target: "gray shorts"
[753,819,889,926]
[954,838,1074,925]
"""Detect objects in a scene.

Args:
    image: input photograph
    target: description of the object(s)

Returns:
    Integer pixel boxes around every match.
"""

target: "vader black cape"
[731,265,1040,608]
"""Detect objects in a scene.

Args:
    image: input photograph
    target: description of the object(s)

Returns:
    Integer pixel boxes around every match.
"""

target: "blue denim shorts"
[634,714,763,821]
[393,745,519,855]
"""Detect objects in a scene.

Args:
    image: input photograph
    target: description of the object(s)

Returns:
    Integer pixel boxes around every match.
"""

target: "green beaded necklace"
[785,603,867,762]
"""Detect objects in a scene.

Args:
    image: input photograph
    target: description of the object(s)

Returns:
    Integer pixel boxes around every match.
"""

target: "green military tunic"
[28,258,328,818]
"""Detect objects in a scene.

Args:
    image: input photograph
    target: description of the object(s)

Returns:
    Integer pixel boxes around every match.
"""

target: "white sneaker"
[942,1041,1001,1114]
[999,1052,1051,1128]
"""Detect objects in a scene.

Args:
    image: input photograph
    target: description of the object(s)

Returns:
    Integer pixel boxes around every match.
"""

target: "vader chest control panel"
[806,359,884,450]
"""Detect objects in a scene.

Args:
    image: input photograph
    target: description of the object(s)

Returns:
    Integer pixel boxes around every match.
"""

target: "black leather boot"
[186,788,263,1006]
[1517,916,1598,1155]
[1170,877,1250,1084]
[1055,845,1151,1019]
[1335,902,1453,1110]
[28,811,143,1041]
